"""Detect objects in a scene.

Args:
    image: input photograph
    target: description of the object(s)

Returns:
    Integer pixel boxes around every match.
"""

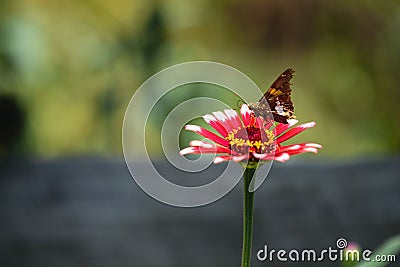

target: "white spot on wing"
[275,104,285,115]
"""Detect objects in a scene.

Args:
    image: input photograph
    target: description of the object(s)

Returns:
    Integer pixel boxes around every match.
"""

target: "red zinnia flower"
[180,104,321,166]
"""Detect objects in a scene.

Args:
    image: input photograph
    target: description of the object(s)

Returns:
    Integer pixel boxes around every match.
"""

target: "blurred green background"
[1,0,399,159]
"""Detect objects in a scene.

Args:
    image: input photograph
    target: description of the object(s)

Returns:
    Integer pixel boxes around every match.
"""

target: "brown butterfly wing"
[258,68,295,123]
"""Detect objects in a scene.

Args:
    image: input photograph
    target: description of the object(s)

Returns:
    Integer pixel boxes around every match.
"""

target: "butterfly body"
[248,68,296,124]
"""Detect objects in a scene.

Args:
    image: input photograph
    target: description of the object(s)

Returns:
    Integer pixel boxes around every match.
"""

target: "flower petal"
[189,140,233,154]
[232,155,249,162]
[189,140,214,148]
[212,111,234,133]
[240,104,253,127]
[179,145,230,155]
[255,117,264,128]
[275,122,316,144]
[179,147,200,155]
[285,147,319,155]
[213,155,249,164]
[252,151,273,159]
[253,153,290,162]
[203,114,228,137]
[184,125,229,147]
[249,114,256,127]
[224,109,242,129]
[214,156,232,164]
[279,143,322,154]
[274,119,298,136]
[253,151,290,162]
[273,153,291,162]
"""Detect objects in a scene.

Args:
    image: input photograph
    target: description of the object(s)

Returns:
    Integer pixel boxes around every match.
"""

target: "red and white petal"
[255,117,264,129]
[273,153,291,162]
[275,122,316,144]
[249,114,256,127]
[179,145,231,156]
[212,111,234,133]
[274,119,298,136]
[184,125,229,147]
[224,109,242,129]
[285,147,319,155]
[232,155,249,162]
[189,140,213,148]
[213,155,249,164]
[253,151,290,162]
[179,147,200,155]
[240,104,253,127]
[287,119,298,126]
[252,151,271,159]
[278,143,322,154]
[214,156,232,164]
[203,114,228,137]
[189,140,232,154]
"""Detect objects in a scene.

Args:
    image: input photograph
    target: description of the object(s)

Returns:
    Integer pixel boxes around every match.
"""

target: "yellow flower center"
[226,126,275,156]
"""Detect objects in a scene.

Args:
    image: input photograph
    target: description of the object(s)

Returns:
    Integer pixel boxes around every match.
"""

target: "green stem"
[241,167,256,267]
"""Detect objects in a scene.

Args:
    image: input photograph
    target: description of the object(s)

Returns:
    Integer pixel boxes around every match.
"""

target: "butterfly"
[248,68,296,124]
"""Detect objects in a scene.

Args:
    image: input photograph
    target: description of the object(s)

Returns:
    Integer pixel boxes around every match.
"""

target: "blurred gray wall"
[0,157,399,267]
